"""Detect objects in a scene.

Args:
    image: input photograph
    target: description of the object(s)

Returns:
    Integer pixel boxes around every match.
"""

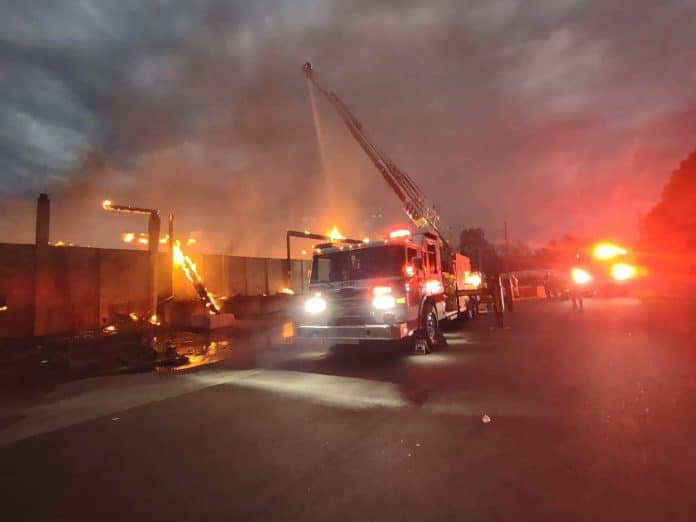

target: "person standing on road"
[569,254,589,312]
[569,283,584,311]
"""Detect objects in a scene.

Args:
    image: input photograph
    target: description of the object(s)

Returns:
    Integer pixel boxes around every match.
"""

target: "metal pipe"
[148,212,161,322]
[285,229,363,288]
[168,212,174,299]
[102,200,155,215]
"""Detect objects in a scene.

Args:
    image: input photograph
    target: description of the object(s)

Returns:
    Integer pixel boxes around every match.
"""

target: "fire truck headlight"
[304,296,327,314]
[373,294,396,310]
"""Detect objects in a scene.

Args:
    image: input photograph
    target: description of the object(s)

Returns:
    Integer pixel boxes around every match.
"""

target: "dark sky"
[1,0,695,255]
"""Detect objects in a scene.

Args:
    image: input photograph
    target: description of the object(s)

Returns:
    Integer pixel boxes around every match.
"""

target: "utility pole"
[504,220,509,252]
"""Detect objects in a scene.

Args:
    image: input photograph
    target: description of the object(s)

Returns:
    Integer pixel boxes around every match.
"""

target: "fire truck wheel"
[414,303,438,354]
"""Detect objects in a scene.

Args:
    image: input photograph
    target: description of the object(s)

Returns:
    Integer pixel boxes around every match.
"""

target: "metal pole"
[492,275,505,328]
[284,230,362,291]
[286,231,292,288]
[148,212,160,322]
[34,193,51,336]
[504,221,508,247]
[168,212,174,299]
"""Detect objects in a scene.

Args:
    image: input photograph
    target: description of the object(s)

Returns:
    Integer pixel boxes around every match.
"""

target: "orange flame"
[173,240,220,312]
[121,232,171,246]
[326,225,345,241]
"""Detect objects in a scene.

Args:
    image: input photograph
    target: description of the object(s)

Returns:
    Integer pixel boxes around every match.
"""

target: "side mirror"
[413,257,424,271]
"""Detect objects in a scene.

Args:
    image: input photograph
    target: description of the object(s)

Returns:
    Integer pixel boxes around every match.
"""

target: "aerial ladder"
[303,62,453,255]
[303,62,507,324]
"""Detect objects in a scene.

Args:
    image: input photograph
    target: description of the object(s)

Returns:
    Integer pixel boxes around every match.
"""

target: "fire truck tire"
[414,302,438,354]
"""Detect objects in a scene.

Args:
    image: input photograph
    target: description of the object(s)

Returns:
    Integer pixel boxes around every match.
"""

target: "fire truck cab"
[297,230,479,354]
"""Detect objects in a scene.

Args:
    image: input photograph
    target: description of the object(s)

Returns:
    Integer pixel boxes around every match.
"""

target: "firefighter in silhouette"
[569,278,584,311]
[569,252,591,311]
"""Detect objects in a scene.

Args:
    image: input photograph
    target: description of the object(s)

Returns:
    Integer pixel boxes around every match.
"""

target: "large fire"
[172,241,202,283]
[121,232,181,246]
[173,240,220,315]
[326,225,346,242]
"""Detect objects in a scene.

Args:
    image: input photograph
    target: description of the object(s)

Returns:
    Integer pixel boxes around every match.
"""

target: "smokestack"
[35,193,50,246]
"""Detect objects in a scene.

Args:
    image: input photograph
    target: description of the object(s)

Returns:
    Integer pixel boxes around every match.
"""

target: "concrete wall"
[33,246,101,335]
[0,242,309,338]
[0,244,35,338]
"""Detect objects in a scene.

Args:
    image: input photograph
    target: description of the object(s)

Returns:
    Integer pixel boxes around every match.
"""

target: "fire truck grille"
[330,316,373,326]
[328,292,373,325]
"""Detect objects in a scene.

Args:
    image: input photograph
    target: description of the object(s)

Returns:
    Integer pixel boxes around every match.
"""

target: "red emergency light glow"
[424,279,444,295]
[373,285,392,296]
[611,263,637,281]
[389,229,411,239]
[404,264,416,278]
[592,242,628,260]
[571,267,593,285]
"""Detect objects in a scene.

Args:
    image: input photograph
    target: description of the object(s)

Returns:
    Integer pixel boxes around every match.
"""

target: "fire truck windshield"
[311,245,405,283]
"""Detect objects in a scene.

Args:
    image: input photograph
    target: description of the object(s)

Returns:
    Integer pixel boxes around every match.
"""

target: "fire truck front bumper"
[297,323,411,342]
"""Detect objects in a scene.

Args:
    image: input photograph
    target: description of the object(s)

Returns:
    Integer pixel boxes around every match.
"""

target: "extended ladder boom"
[303,62,453,254]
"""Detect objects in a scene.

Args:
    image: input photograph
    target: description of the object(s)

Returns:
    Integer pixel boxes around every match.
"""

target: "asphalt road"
[2,298,695,521]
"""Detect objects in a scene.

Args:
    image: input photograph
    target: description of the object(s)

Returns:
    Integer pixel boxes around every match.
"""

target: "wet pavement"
[1,298,695,521]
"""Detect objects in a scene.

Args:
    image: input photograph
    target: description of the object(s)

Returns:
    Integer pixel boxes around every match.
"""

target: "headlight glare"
[304,295,327,314]
[373,294,396,310]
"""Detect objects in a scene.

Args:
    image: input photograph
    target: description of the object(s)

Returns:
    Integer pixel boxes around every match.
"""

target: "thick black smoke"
[1,0,695,254]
